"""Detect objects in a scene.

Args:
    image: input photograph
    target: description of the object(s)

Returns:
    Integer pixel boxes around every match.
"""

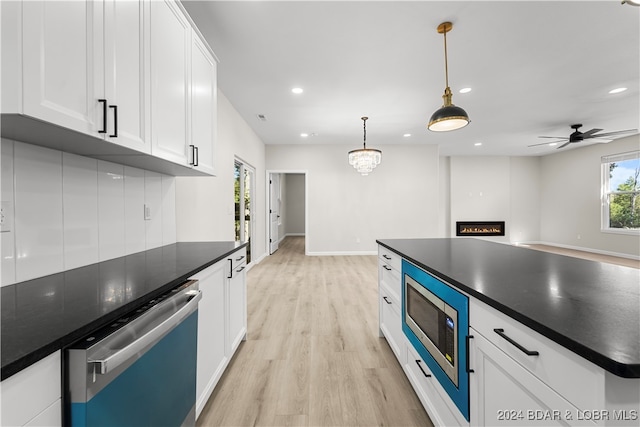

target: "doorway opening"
[235,159,255,263]
[267,171,307,255]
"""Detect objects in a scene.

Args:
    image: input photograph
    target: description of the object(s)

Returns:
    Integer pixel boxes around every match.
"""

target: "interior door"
[269,173,280,254]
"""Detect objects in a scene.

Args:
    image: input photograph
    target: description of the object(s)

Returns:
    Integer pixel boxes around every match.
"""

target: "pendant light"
[428,22,470,132]
[348,117,382,176]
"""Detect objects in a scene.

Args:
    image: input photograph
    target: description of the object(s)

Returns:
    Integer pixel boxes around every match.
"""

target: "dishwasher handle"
[89,288,202,375]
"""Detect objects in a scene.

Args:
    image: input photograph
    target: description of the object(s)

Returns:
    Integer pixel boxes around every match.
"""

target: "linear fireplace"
[456,221,505,236]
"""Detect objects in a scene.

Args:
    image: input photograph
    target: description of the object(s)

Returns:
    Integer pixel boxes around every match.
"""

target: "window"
[601,151,640,233]
[234,159,255,263]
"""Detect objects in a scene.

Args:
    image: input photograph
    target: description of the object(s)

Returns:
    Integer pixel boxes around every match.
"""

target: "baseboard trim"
[517,241,640,261]
[306,250,378,256]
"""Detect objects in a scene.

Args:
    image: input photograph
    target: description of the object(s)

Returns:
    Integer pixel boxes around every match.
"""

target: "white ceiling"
[181,0,639,156]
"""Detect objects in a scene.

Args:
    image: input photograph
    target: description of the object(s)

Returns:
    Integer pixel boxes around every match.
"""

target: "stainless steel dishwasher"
[66,279,202,427]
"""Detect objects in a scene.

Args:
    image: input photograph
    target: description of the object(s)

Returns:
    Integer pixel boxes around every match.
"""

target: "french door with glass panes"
[234,160,254,263]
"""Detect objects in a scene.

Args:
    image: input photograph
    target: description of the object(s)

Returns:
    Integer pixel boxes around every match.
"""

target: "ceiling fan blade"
[556,141,573,149]
[538,136,568,139]
[528,141,562,147]
[588,129,637,138]
[579,128,603,138]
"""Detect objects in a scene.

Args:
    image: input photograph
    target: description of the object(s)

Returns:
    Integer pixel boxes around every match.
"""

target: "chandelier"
[348,117,382,176]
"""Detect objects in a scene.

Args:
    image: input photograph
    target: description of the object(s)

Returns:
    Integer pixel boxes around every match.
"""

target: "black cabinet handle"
[466,335,474,373]
[236,255,245,261]
[98,99,107,133]
[415,360,432,378]
[493,328,539,356]
[382,254,392,260]
[189,145,196,166]
[236,266,245,273]
[383,265,392,271]
[109,105,118,137]
[194,146,199,166]
[227,259,233,279]
[383,296,392,305]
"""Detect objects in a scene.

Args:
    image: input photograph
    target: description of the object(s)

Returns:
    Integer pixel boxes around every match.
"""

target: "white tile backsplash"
[0,139,178,287]
[162,175,177,245]
[98,161,126,261]
[63,152,99,269]
[1,139,16,285]
[124,167,146,255]
[144,171,163,249]
[14,142,64,282]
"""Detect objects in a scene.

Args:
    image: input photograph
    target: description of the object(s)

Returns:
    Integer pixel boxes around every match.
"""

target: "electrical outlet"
[1,201,13,232]
[144,204,152,221]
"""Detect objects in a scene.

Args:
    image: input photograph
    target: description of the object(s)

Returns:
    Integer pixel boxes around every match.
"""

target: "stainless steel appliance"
[66,280,202,426]
[402,260,470,421]
[405,274,458,386]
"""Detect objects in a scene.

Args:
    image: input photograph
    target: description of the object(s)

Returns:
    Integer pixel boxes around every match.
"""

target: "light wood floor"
[196,236,432,427]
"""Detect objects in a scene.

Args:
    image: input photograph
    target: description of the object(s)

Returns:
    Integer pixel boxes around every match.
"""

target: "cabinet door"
[191,261,227,418]
[22,0,103,136]
[190,34,217,175]
[379,287,404,362]
[227,262,247,356]
[150,0,190,166]
[103,0,151,153]
[469,330,590,427]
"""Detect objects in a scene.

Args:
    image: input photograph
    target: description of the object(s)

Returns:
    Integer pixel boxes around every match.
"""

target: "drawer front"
[470,298,605,411]
[229,247,247,271]
[380,287,404,362]
[378,245,402,272]
[405,342,467,427]
[379,261,401,302]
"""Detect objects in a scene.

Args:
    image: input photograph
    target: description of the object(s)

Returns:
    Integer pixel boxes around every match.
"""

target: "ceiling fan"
[528,124,637,149]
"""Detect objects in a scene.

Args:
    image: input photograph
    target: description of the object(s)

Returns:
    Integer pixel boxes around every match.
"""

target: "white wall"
[175,91,267,262]
[1,139,176,286]
[448,156,540,244]
[266,144,440,254]
[539,135,640,257]
[284,174,305,235]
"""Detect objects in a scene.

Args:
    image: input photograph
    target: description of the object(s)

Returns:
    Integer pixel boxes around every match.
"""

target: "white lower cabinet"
[469,329,591,427]
[191,246,247,420]
[0,351,61,427]
[191,258,227,419]
[227,248,247,355]
[404,340,468,427]
[379,284,404,362]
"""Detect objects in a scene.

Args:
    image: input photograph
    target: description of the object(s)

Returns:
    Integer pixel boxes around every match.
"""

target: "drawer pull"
[382,254,392,260]
[493,328,539,356]
[415,360,432,378]
[466,335,474,373]
[236,255,246,261]
[235,266,245,273]
[383,296,392,305]
[383,265,392,271]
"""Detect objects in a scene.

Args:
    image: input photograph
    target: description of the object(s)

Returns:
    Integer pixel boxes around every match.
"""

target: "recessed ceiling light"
[292,87,304,94]
[459,87,472,94]
[474,142,482,146]
[403,133,412,137]
[300,133,309,137]
[608,87,627,94]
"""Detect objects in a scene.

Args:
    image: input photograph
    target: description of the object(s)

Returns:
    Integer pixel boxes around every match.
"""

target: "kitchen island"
[377,238,640,426]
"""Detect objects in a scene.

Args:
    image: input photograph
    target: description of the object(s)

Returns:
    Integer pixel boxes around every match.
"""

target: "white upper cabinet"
[150,0,190,166]
[103,0,151,153]
[190,33,217,175]
[21,0,102,137]
[1,0,217,176]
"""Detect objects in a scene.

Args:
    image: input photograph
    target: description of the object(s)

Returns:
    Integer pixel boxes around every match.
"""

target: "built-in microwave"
[402,260,470,421]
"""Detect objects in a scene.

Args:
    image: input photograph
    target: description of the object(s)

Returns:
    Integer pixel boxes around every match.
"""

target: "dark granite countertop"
[377,238,640,378]
[1,241,247,380]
